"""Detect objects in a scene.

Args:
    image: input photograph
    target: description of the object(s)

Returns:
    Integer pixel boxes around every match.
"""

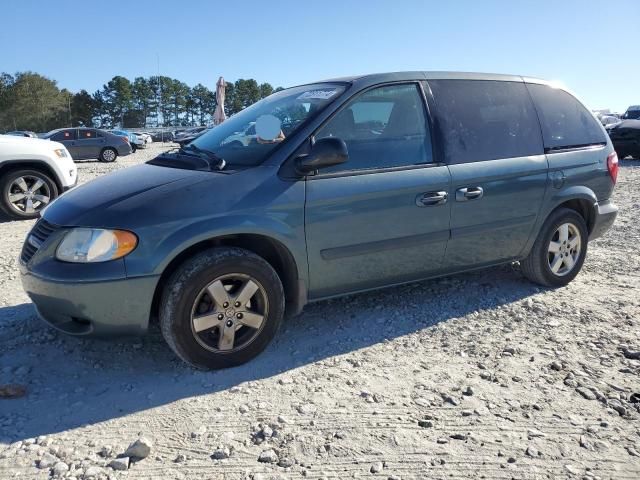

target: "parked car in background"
[19,72,618,369]
[599,115,621,127]
[5,131,38,138]
[221,122,258,147]
[174,127,207,144]
[136,132,153,144]
[0,134,77,219]
[110,130,145,152]
[175,128,212,147]
[622,106,640,120]
[41,128,132,162]
[607,119,640,159]
[150,130,174,142]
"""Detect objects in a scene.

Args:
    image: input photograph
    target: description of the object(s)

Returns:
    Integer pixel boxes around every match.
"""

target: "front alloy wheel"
[191,274,268,353]
[160,247,285,369]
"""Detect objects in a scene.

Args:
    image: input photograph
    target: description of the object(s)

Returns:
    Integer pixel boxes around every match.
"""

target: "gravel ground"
[1,143,639,480]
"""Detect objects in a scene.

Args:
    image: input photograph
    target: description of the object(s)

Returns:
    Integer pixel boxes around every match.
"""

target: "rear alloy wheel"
[521,208,588,287]
[160,247,285,369]
[0,170,58,220]
[100,147,118,162]
[547,223,582,277]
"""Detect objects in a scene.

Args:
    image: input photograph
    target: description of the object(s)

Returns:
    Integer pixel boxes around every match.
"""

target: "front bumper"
[20,263,158,337]
[589,200,618,240]
[19,218,160,336]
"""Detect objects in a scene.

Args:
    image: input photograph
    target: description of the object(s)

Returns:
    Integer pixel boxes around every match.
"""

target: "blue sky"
[2,0,638,112]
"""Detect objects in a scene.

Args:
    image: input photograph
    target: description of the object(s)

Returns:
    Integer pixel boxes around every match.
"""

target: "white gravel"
[0,143,639,479]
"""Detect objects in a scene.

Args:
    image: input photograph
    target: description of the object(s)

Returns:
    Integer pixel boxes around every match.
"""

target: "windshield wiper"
[179,144,226,170]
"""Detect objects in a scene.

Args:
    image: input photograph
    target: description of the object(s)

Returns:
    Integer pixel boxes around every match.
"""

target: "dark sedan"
[42,128,132,162]
[175,128,211,147]
[607,120,640,160]
[174,127,207,144]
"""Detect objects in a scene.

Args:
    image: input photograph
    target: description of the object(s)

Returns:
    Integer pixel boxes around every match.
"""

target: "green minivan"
[20,72,618,369]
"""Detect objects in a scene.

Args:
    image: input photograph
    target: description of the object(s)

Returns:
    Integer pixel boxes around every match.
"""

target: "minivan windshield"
[190,83,346,167]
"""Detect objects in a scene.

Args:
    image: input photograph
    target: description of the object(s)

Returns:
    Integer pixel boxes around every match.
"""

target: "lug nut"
[226,320,233,327]
[218,314,224,320]
[223,302,229,308]
[234,301,241,308]
[236,313,243,319]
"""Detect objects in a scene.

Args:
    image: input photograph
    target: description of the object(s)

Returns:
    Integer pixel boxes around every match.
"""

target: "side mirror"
[296,137,348,175]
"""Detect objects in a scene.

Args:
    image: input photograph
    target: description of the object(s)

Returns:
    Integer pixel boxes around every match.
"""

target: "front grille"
[20,219,59,264]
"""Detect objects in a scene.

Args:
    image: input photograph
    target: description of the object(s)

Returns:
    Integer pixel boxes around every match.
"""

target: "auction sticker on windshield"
[297,89,339,100]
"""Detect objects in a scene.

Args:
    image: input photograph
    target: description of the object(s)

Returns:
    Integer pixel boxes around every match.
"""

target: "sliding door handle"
[456,187,483,202]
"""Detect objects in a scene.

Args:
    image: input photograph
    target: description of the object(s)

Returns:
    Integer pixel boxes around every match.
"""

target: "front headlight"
[56,229,138,263]
[53,148,68,158]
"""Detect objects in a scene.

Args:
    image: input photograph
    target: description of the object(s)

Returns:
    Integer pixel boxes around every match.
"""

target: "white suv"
[0,135,77,219]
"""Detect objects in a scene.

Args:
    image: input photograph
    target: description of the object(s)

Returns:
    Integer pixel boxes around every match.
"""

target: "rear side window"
[429,80,543,163]
[50,129,76,141]
[526,84,606,150]
[78,129,97,139]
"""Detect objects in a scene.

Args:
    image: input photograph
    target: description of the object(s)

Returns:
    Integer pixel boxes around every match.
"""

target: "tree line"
[0,72,282,133]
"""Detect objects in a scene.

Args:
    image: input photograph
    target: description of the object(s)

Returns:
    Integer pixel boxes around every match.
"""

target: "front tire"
[0,169,58,220]
[521,208,588,287]
[160,247,285,369]
[99,147,118,163]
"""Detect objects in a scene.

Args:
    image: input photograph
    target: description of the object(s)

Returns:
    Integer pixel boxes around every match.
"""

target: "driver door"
[304,83,451,299]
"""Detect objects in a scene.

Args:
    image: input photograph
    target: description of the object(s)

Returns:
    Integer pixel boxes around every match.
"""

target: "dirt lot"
[1,143,639,480]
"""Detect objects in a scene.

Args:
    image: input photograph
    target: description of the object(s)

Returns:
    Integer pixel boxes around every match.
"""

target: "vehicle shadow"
[0,264,541,443]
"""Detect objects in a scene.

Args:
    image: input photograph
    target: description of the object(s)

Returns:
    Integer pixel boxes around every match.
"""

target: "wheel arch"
[0,160,63,192]
[546,186,598,234]
[149,233,305,325]
[521,187,597,257]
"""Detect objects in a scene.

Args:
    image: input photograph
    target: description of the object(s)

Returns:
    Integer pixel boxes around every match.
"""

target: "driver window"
[315,83,432,173]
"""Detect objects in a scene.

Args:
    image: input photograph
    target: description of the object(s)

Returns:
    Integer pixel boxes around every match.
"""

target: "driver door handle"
[456,186,484,202]
[416,191,448,207]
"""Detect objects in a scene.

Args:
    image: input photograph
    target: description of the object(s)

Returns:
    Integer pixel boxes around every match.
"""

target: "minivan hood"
[44,164,209,226]
[42,163,275,229]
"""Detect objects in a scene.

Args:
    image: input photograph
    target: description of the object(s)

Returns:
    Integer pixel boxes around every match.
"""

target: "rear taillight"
[607,152,618,184]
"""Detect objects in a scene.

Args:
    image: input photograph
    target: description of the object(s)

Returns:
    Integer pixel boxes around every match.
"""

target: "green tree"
[259,82,274,98]
[70,90,95,126]
[166,79,190,126]
[0,72,66,132]
[190,83,215,125]
[132,77,154,127]
[0,74,15,130]
[100,75,133,127]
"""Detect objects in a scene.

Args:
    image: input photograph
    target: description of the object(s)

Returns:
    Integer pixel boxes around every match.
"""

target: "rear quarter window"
[526,83,606,150]
[428,80,543,163]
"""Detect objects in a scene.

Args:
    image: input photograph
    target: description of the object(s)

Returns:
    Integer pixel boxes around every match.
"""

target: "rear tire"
[521,208,588,287]
[0,169,58,220]
[99,147,118,163]
[160,247,285,370]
